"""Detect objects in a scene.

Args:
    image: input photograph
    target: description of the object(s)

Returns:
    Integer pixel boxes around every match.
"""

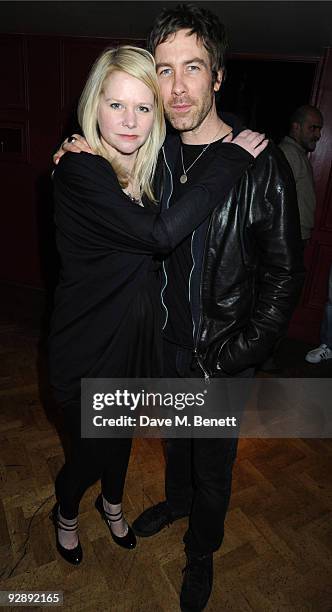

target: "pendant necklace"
[179,125,231,184]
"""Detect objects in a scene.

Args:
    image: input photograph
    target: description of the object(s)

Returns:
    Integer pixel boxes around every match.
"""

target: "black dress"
[49,148,253,402]
[49,147,253,517]
[50,154,164,403]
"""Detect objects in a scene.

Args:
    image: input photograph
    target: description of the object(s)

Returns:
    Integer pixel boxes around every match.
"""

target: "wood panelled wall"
[0,34,143,288]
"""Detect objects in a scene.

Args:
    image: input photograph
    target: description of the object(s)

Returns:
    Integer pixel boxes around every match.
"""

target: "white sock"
[102,497,128,537]
[57,509,79,550]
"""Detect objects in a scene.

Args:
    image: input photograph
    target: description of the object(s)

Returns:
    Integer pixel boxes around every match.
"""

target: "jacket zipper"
[193,216,213,384]
[161,147,173,330]
[189,231,196,340]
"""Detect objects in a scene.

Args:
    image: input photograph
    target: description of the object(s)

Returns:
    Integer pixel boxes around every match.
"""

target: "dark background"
[1,1,331,55]
[0,1,331,290]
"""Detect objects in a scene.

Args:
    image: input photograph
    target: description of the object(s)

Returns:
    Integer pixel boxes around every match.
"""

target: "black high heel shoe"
[95,494,136,550]
[50,503,83,565]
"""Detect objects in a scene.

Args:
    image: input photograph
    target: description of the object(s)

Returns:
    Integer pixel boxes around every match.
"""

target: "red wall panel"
[0,34,143,288]
[289,48,332,343]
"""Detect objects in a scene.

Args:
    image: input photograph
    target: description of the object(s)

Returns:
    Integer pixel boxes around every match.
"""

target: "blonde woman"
[49,46,265,565]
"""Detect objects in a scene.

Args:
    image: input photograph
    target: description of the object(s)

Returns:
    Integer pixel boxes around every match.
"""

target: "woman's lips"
[118,134,139,140]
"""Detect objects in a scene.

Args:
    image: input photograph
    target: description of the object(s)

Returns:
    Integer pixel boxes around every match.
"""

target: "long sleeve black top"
[49,146,253,402]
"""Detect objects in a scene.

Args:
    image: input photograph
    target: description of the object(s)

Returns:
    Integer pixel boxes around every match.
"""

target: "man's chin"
[166,112,195,132]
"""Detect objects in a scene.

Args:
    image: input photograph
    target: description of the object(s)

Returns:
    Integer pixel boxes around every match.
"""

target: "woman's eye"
[110,102,122,109]
[138,106,150,113]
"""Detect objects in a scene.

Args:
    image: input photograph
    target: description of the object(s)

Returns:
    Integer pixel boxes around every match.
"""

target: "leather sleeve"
[217,144,305,374]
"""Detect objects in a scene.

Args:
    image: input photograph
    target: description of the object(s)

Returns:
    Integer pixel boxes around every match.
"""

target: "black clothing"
[160,118,305,379]
[55,402,132,518]
[164,141,223,349]
[49,146,254,520]
[163,340,238,555]
[49,148,253,402]
[160,114,304,558]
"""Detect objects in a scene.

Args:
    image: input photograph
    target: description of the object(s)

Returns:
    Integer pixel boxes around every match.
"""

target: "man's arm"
[54,147,256,256]
[279,142,302,181]
[217,144,305,374]
[53,131,267,165]
[279,142,316,239]
[53,134,93,165]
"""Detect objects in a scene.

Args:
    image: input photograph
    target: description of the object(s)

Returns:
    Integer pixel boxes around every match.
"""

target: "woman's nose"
[122,109,136,128]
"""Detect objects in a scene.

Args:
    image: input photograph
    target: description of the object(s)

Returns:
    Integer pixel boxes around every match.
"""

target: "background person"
[279,104,323,246]
[305,263,332,363]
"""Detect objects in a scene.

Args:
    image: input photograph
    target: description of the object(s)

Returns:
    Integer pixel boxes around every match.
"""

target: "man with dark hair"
[147,1,228,85]
[279,104,323,244]
[55,4,304,610]
[131,4,303,610]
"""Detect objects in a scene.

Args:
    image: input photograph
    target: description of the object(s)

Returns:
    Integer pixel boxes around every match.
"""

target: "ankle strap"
[103,508,123,521]
[57,519,78,531]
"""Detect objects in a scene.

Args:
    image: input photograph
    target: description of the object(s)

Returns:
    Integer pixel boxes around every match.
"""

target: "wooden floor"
[0,283,332,611]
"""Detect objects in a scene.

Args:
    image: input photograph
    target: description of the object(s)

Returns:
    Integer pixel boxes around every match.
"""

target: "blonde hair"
[78,46,166,202]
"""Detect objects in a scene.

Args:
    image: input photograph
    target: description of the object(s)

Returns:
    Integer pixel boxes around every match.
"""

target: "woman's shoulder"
[55,152,116,184]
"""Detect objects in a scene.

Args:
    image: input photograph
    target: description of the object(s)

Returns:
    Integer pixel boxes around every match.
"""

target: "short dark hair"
[147,3,228,83]
[290,104,323,126]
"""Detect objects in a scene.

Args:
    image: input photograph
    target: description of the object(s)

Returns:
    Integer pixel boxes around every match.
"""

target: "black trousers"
[55,401,132,519]
[163,340,243,555]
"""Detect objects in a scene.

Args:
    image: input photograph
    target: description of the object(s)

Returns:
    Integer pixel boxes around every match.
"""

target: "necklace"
[123,189,143,207]
[179,125,231,184]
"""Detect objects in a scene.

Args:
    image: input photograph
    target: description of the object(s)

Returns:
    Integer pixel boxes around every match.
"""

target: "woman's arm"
[54,146,259,255]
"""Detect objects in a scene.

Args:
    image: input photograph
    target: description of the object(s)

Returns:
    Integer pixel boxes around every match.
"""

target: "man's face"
[294,111,323,152]
[154,29,221,133]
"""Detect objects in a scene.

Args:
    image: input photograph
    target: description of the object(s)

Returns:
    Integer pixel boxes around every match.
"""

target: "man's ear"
[214,69,223,92]
[291,121,301,139]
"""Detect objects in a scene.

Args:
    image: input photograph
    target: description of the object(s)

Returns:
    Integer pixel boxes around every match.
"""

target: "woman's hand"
[53,134,93,165]
[223,129,268,158]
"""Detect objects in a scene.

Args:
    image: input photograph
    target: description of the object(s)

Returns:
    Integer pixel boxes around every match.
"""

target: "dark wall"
[219,58,317,143]
[0,33,320,290]
[0,34,143,289]
[1,1,331,56]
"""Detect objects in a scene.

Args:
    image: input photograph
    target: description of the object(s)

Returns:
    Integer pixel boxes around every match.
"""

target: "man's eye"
[159,68,172,77]
[187,65,200,72]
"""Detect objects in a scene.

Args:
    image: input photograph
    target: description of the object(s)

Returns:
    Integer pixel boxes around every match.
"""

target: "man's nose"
[172,71,187,96]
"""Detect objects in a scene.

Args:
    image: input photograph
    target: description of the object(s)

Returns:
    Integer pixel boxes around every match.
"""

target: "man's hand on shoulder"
[224,129,268,159]
[53,134,93,165]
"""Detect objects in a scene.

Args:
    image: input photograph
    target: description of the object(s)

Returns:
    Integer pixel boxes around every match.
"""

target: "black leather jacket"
[160,127,304,379]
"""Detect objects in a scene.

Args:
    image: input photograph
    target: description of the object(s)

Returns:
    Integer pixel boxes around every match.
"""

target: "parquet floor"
[0,283,331,611]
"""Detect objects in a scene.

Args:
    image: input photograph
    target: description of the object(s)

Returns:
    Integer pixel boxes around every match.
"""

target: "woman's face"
[97,70,155,166]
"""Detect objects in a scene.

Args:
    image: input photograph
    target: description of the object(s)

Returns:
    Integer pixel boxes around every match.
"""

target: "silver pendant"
[180,174,187,184]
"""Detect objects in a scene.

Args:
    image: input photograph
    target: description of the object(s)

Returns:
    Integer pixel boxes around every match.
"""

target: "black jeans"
[55,401,132,518]
[163,340,249,555]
